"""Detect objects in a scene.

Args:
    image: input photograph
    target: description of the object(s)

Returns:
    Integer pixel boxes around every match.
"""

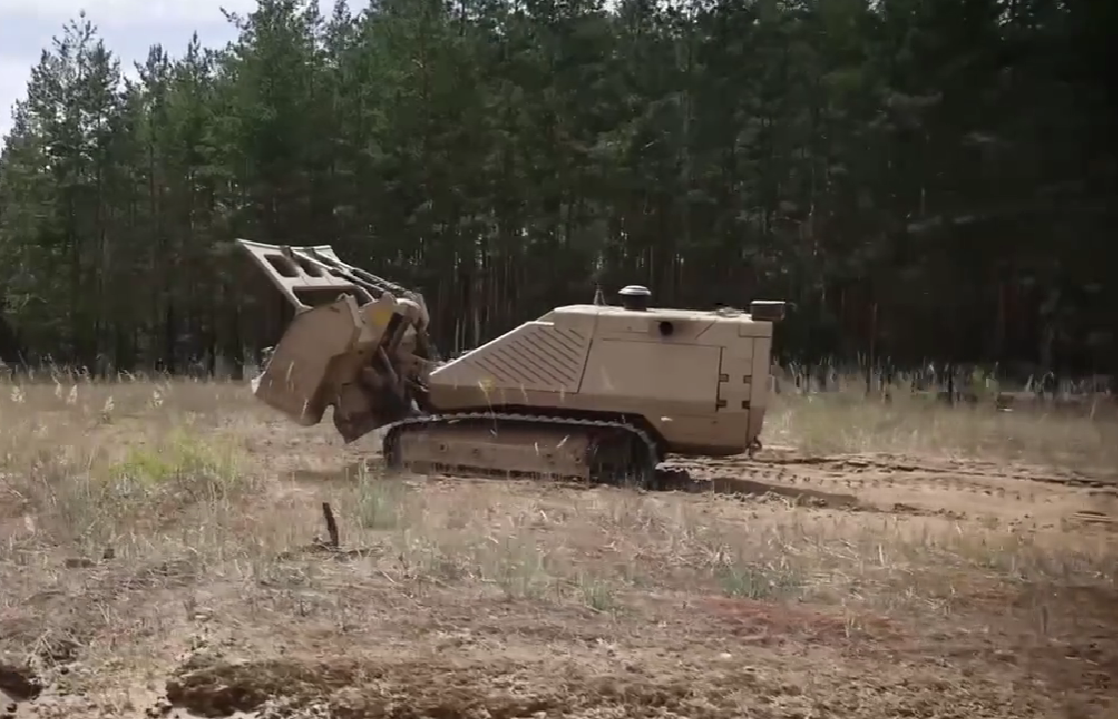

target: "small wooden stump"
[321,502,340,548]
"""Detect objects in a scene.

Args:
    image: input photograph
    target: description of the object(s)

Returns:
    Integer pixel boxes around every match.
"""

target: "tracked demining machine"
[236,239,786,487]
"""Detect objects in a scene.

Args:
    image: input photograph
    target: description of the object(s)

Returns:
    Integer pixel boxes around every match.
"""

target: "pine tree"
[0,0,1112,378]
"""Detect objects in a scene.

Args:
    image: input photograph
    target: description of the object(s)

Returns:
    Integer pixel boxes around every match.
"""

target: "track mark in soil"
[876,502,968,520]
[1071,510,1118,527]
[751,448,1118,487]
[660,469,861,508]
[696,596,900,646]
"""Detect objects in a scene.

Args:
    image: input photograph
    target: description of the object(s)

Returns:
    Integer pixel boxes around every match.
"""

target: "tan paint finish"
[236,238,783,461]
[394,424,593,479]
[429,303,777,456]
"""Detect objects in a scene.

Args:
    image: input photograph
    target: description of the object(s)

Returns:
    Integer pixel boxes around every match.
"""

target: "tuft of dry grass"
[0,370,1116,718]
[765,372,1118,473]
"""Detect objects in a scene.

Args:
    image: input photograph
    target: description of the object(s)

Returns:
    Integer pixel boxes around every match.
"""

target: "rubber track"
[381,411,661,484]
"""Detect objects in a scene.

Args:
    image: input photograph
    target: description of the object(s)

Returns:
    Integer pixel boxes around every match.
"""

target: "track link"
[381,411,667,488]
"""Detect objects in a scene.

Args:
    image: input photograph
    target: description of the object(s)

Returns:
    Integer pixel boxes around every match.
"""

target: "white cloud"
[0,1,252,140]
[0,0,371,141]
[0,0,260,26]
[0,59,31,140]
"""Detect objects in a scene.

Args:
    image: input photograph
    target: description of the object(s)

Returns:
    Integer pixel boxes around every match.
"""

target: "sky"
[0,0,269,140]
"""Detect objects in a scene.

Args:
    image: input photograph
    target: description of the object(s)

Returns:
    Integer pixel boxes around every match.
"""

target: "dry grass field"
[1,373,1116,718]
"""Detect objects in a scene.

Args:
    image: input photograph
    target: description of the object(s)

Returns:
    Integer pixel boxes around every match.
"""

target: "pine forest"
[0,0,1114,383]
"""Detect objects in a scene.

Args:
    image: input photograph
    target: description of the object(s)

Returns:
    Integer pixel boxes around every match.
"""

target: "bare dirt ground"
[1,378,1116,718]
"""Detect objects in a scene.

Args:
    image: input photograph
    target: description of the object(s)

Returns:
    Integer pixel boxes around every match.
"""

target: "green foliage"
[108,429,244,502]
[0,0,1114,371]
[354,469,410,530]
[716,558,805,601]
[31,429,249,551]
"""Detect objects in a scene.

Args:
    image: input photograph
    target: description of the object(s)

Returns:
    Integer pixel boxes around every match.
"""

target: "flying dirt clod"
[236,239,785,487]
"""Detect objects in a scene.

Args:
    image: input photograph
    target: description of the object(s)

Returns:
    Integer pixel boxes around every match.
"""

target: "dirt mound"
[0,661,40,701]
[166,654,567,718]
[166,656,359,717]
[164,653,769,719]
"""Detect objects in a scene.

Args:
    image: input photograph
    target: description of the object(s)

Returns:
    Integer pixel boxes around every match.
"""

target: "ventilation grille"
[467,323,590,392]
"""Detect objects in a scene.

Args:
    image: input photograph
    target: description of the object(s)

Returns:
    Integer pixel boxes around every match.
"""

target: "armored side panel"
[427,301,782,456]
